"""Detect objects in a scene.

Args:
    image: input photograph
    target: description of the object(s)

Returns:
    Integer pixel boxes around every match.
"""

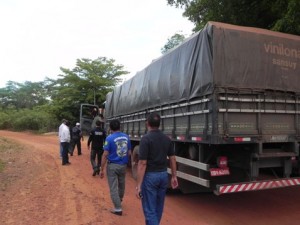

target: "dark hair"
[147,113,160,128]
[95,120,102,127]
[109,119,120,131]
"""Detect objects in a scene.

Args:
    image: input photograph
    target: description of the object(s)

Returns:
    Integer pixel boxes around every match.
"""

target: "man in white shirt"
[58,119,66,158]
[59,120,71,165]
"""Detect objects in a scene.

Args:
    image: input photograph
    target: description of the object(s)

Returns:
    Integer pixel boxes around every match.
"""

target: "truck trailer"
[103,22,300,194]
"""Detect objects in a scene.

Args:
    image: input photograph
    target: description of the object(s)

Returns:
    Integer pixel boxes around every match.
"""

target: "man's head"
[146,112,160,129]
[76,122,80,126]
[109,119,120,132]
[99,114,104,121]
[66,120,70,126]
[95,120,103,128]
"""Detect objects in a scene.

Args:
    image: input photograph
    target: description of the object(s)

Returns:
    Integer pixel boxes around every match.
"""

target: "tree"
[0,81,49,110]
[167,0,300,35]
[161,33,186,54]
[47,57,128,122]
[272,0,300,35]
[0,57,128,131]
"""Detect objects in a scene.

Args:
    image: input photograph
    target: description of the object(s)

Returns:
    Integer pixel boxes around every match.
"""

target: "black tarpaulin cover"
[106,22,300,118]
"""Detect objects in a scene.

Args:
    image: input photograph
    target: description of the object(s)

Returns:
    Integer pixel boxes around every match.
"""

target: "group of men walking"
[58,112,178,225]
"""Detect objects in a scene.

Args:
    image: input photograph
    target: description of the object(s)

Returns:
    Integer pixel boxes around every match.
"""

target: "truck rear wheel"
[131,145,139,180]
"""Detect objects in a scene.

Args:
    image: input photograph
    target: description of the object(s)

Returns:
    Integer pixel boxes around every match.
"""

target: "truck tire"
[131,145,139,180]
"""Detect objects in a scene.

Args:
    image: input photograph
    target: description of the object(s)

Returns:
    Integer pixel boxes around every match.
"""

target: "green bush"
[0,112,11,129]
[12,110,57,132]
[0,109,59,133]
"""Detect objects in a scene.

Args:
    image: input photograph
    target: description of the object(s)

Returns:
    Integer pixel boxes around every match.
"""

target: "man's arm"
[127,149,132,158]
[79,129,84,141]
[100,150,109,178]
[169,155,178,189]
[136,159,147,199]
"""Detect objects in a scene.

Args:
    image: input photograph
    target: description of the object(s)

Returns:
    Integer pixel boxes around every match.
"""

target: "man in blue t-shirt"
[100,119,131,216]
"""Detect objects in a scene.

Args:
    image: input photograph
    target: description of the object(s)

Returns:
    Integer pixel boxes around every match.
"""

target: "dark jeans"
[90,148,103,172]
[141,171,168,225]
[71,138,81,155]
[59,142,63,158]
[61,142,70,165]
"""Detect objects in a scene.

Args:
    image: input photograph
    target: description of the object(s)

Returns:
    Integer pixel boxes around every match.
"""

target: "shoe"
[110,210,122,216]
[67,162,71,164]
[62,163,70,166]
[92,171,97,176]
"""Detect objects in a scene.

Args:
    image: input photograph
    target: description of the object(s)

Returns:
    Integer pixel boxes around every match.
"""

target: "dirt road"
[1,130,300,225]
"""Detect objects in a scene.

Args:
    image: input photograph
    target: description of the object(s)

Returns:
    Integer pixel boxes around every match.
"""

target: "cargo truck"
[84,22,300,195]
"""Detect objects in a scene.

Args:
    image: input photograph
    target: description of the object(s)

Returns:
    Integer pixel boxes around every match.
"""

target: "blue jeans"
[141,171,168,225]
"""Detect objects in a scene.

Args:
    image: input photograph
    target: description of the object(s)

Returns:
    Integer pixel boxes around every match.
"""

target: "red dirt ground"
[1,130,300,225]
[0,131,145,225]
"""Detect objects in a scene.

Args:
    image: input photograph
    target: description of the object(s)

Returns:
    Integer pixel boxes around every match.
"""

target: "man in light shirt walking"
[59,120,71,165]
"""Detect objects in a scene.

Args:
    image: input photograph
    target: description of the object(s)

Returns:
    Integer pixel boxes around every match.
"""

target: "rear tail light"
[217,156,228,168]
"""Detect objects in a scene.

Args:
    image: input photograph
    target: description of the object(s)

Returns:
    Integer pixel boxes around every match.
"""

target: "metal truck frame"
[100,22,300,194]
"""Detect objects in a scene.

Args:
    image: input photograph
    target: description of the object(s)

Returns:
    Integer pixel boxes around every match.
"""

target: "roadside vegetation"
[0,57,127,132]
[0,158,4,173]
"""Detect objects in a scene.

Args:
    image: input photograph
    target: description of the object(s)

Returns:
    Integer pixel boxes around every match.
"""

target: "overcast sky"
[0,0,194,88]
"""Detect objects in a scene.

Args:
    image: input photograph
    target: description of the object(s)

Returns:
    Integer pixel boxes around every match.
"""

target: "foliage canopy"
[161,33,186,54]
[167,0,300,35]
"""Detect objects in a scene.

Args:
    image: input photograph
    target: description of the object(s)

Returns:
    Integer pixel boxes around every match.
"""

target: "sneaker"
[92,171,97,176]
[110,210,122,216]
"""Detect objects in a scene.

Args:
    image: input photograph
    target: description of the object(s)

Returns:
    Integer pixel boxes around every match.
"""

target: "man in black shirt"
[87,120,106,176]
[70,122,84,156]
[136,112,178,225]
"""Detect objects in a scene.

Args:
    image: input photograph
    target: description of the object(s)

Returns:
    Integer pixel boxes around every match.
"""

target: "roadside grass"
[0,159,4,172]
[0,137,23,173]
